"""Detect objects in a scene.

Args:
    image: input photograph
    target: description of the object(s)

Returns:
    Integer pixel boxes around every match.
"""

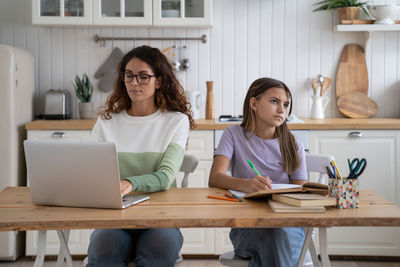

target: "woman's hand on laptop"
[120,180,133,196]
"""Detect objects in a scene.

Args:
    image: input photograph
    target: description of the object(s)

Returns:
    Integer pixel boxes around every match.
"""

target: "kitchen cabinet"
[92,0,152,26]
[32,0,212,26]
[309,130,400,256]
[176,130,215,254]
[32,0,92,25]
[153,0,212,27]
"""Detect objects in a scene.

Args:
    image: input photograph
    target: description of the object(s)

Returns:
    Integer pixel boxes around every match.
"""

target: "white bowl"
[162,10,180,18]
[368,5,399,24]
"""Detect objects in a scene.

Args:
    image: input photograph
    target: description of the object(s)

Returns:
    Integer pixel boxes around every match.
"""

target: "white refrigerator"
[0,44,35,260]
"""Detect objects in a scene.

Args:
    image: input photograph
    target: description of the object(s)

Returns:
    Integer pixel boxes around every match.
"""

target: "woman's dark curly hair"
[99,45,195,129]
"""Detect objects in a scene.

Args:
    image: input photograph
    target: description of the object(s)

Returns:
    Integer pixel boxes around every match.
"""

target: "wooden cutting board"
[337,92,378,118]
[336,44,368,98]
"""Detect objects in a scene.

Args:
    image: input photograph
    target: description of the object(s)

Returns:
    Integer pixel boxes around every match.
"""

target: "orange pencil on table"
[207,195,239,202]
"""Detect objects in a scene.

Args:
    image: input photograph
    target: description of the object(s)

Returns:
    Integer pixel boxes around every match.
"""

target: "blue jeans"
[86,228,183,267]
[230,227,305,267]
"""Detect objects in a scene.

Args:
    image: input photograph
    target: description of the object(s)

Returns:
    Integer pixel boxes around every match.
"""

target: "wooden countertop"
[25,118,400,131]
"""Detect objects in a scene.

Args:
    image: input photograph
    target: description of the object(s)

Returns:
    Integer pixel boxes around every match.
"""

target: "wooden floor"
[0,257,399,267]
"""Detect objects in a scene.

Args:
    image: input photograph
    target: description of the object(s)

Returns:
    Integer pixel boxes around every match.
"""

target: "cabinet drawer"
[187,130,214,160]
[27,130,91,141]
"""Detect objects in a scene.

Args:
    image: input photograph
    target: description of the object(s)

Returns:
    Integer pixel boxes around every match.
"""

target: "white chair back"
[305,153,335,184]
[179,154,199,188]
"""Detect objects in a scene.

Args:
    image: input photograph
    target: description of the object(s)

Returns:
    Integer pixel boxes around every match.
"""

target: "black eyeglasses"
[121,72,157,85]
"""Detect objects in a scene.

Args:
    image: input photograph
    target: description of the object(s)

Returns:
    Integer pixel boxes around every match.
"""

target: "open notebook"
[229,184,302,199]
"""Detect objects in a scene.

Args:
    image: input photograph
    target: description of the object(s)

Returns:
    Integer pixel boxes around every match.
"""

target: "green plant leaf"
[73,73,93,103]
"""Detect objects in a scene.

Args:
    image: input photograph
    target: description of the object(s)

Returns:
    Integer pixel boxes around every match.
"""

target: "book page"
[271,184,302,190]
[280,193,328,200]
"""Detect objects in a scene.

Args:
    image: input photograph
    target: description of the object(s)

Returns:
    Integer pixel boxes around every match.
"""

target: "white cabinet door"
[176,160,215,254]
[26,130,92,256]
[177,130,215,254]
[214,228,233,254]
[92,0,152,25]
[32,0,92,25]
[309,130,400,256]
[186,130,214,160]
[153,0,212,26]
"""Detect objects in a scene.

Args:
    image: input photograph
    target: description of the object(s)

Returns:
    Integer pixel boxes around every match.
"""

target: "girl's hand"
[120,180,133,196]
[244,175,272,193]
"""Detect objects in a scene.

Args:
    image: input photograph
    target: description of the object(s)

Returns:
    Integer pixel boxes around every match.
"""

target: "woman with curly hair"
[87,45,194,267]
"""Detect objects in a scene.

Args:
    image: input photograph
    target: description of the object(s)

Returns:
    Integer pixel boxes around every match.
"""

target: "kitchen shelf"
[334,24,400,32]
[334,24,400,62]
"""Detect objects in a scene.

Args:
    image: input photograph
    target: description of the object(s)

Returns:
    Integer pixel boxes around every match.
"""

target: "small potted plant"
[73,73,94,119]
[313,0,372,22]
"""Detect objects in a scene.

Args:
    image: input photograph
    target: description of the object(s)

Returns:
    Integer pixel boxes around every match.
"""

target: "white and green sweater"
[91,109,189,193]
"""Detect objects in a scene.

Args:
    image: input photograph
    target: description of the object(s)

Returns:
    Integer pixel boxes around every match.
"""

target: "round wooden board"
[336,44,368,98]
[337,92,378,118]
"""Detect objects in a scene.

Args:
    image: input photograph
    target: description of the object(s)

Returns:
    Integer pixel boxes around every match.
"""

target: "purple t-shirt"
[215,125,307,184]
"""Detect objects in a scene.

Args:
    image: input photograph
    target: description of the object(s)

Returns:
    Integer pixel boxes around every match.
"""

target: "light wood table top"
[25,118,400,131]
[1,187,399,231]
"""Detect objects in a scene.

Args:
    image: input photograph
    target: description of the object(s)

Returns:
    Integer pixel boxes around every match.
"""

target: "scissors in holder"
[348,158,367,179]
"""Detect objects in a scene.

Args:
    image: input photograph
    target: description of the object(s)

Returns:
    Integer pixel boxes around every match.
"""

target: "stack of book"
[269,193,336,213]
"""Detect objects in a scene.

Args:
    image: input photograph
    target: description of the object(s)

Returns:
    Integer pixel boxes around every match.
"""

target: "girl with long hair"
[209,77,307,266]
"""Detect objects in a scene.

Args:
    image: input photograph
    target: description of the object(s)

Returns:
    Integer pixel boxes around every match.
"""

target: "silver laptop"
[23,140,149,209]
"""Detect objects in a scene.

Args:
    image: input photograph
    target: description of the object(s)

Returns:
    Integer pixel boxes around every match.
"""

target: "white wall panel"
[63,28,77,117]
[37,27,51,115]
[221,0,234,116]
[210,0,223,118]
[294,0,309,117]
[1,0,400,119]
[234,0,248,117]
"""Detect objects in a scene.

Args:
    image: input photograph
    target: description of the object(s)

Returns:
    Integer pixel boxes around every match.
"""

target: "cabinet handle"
[348,131,363,138]
[52,132,66,138]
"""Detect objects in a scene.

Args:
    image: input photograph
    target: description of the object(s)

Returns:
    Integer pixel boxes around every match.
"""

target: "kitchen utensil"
[206,81,214,120]
[320,77,331,96]
[368,5,398,25]
[337,92,378,118]
[336,44,368,98]
[185,90,202,119]
[317,74,324,96]
[171,45,181,71]
[180,44,190,71]
[310,95,329,119]
[311,77,319,96]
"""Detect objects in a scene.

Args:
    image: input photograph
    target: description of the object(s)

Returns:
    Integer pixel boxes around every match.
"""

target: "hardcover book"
[272,193,337,207]
[268,199,326,213]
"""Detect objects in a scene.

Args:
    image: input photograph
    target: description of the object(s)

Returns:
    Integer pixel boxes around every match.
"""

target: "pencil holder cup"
[329,177,360,209]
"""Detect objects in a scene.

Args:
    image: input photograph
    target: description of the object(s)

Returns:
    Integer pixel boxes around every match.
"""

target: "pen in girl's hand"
[247,159,261,176]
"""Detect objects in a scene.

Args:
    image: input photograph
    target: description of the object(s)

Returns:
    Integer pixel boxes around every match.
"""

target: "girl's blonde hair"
[240,77,300,174]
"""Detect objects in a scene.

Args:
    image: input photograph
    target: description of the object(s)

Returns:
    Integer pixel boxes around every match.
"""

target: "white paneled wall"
[1,0,400,119]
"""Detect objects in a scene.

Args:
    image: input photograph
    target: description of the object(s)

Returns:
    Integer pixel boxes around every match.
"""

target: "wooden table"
[1,187,400,267]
